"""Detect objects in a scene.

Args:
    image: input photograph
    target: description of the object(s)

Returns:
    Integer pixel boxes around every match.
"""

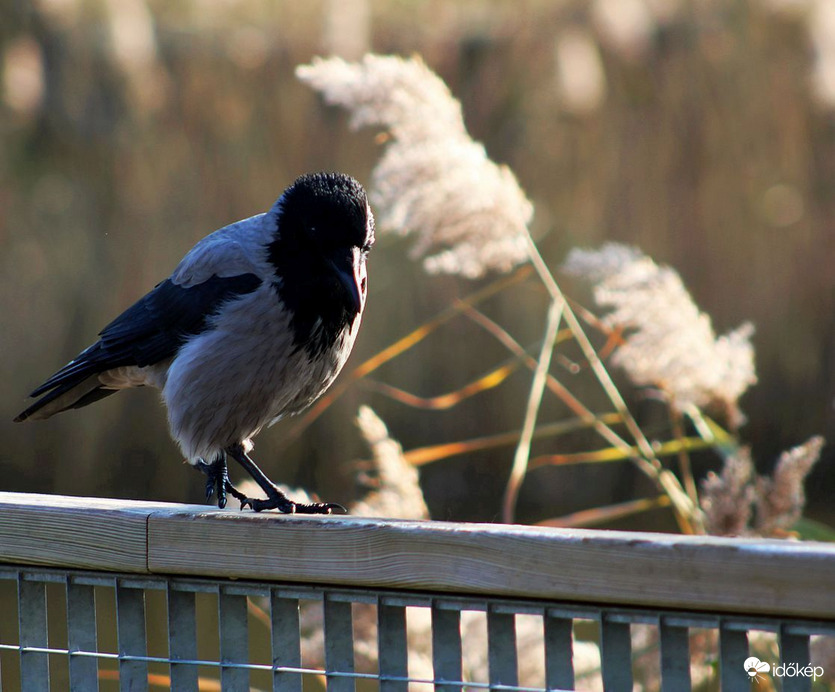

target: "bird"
[15,171,375,513]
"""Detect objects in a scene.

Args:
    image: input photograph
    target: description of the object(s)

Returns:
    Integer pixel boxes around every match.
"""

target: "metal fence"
[1,492,834,691]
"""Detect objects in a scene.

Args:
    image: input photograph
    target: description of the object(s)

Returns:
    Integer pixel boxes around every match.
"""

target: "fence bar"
[167,584,198,691]
[600,615,632,692]
[544,612,574,690]
[18,575,49,691]
[116,580,148,692]
[4,493,835,620]
[324,594,355,692]
[378,601,408,692]
[719,625,748,692]
[271,591,302,692]
[5,499,835,692]
[67,578,98,691]
[779,626,812,692]
[432,602,462,692]
[487,606,518,689]
[219,586,249,691]
[659,620,690,692]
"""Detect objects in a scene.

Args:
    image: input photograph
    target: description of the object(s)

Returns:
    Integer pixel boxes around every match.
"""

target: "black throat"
[269,245,357,360]
[265,172,371,360]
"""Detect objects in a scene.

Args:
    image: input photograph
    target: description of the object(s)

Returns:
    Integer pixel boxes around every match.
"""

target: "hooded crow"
[15,172,375,513]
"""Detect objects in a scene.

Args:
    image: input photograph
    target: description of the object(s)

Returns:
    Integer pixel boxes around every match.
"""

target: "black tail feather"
[14,374,110,422]
[16,272,264,422]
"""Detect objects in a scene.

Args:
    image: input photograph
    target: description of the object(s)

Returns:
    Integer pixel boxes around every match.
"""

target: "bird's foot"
[195,457,247,509]
[240,486,346,514]
[223,443,345,514]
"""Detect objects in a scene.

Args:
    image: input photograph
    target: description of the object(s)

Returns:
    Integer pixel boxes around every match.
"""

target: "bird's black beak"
[329,248,364,314]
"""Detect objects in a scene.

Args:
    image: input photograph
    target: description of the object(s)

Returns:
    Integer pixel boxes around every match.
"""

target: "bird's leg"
[195,453,247,509]
[225,443,345,514]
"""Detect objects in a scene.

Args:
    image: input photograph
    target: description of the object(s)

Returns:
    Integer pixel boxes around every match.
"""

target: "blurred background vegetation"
[2,0,834,530]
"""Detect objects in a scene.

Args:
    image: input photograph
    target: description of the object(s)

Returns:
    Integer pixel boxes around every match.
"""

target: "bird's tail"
[14,341,119,422]
[14,374,117,422]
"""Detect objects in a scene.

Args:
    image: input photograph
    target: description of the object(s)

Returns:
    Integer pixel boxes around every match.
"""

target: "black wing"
[16,273,262,420]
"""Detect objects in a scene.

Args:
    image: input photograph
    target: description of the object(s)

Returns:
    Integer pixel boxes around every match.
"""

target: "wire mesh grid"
[1,565,834,692]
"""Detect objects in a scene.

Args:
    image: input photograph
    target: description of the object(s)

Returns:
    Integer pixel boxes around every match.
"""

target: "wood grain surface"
[1,492,833,619]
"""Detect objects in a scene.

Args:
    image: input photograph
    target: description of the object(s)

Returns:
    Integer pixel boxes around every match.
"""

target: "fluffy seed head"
[700,436,824,537]
[755,435,824,536]
[563,242,757,425]
[297,54,533,278]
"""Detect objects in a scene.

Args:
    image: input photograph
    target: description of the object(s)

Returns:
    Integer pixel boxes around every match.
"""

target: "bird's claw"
[196,457,247,509]
[195,458,227,508]
[239,494,346,514]
[297,501,347,515]
[222,443,346,514]
[208,478,227,509]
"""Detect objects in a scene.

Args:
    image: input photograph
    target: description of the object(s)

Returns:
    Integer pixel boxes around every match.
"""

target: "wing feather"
[17,273,262,420]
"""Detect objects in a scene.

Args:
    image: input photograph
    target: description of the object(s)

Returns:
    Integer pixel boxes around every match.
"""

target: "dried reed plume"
[563,242,757,426]
[351,405,429,520]
[699,447,756,536]
[297,54,533,278]
[700,436,824,537]
[755,435,825,536]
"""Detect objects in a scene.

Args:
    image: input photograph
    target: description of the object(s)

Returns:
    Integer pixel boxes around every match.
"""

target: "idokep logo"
[744,657,770,683]
[744,656,825,684]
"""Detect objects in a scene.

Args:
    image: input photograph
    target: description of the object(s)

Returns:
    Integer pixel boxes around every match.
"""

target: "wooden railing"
[1,491,834,691]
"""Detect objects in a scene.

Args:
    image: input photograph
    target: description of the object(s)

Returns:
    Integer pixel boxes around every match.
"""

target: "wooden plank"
[2,493,835,620]
[146,509,835,619]
[0,492,178,573]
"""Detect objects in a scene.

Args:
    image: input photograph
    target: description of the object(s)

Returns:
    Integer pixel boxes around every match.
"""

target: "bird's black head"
[268,172,375,357]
